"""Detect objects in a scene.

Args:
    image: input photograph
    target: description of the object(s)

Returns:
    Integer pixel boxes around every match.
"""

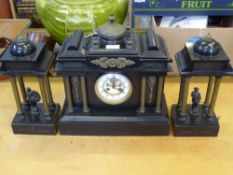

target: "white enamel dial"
[95,73,133,105]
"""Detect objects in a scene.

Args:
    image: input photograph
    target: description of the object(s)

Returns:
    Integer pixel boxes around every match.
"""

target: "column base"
[59,97,170,136]
[171,104,219,136]
[11,103,60,135]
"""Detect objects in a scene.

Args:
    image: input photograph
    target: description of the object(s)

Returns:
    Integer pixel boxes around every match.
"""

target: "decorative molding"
[147,76,157,104]
[90,57,135,69]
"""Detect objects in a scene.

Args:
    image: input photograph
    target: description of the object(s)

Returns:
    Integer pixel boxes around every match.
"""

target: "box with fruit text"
[133,0,233,16]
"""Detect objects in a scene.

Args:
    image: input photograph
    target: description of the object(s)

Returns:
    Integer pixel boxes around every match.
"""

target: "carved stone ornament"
[90,57,135,69]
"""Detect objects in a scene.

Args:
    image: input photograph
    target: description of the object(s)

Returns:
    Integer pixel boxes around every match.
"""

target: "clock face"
[95,73,133,105]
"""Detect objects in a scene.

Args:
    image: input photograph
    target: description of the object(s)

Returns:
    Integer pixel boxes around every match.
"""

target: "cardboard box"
[151,18,233,75]
[133,0,233,16]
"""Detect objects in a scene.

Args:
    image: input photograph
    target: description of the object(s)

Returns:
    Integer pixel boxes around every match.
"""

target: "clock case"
[56,17,172,135]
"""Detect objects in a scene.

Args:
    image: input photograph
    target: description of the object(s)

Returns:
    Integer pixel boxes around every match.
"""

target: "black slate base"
[12,103,60,135]
[171,104,219,136]
[59,98,170,136]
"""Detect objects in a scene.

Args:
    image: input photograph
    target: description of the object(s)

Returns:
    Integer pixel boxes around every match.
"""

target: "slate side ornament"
[0,36,60,135]
[90,57,135,69]
[172,36,233,137]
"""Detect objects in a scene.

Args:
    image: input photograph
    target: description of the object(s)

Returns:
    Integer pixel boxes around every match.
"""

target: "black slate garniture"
[55,16,172,135]
[172,37,233,136]
[0,37,60,135]
[0,16,232,137]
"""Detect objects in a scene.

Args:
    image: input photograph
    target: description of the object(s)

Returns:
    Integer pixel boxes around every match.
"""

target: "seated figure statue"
[26,87,41,119]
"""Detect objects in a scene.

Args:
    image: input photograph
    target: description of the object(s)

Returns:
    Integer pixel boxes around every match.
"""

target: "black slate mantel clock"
[56,16,172,135]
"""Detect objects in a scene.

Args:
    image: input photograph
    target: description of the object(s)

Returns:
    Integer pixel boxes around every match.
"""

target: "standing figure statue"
[191,87,201,115]
[26,88,41,119]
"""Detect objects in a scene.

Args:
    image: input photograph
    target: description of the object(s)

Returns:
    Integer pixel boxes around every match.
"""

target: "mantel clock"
[56,16,172,135]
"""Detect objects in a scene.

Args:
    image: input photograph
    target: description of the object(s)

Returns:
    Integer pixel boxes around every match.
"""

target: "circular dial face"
[95,73,133,105]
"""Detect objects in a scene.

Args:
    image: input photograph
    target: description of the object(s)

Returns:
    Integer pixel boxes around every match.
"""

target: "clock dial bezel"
[94,73,133,105]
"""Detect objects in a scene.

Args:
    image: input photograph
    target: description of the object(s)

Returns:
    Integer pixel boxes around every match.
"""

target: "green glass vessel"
[36,0,128,44]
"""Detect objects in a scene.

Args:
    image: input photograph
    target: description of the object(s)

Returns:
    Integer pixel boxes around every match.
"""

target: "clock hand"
[118,88,123,92]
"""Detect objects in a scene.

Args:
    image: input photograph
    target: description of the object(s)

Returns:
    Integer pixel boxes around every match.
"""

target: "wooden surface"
[0,19,30,39]
[0,77,233,175]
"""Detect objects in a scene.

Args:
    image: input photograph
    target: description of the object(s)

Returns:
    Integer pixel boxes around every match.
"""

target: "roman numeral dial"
[95,73,133,105]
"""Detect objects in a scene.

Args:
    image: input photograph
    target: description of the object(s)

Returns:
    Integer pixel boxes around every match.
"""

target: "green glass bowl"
[36,0,128,44]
